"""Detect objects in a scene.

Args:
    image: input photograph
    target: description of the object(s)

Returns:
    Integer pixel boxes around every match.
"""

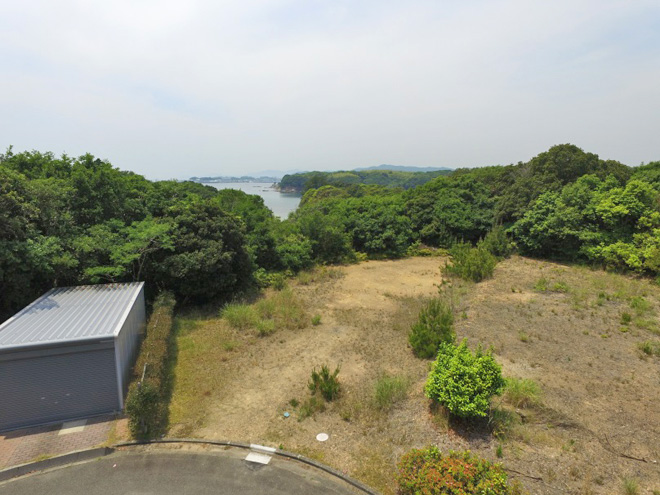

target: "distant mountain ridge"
[354,164,453,172]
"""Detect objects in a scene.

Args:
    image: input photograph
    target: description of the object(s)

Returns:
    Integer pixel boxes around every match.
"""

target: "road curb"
[115,438,380,495]
[0,447,114,483]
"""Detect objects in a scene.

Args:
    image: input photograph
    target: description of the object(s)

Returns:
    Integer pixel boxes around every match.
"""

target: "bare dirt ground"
[168,256,660,494]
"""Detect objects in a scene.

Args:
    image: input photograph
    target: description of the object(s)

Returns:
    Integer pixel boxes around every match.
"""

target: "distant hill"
[278,168,453,193]
[354,164,453,172]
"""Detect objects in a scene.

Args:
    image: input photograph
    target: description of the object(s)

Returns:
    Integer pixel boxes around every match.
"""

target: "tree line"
[2,144,659,322]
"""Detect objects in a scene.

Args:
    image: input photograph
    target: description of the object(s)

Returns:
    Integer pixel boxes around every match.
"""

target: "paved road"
[1,449,363,495]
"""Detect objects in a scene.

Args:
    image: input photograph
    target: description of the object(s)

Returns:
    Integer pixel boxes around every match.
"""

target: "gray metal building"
[0,282,145,431]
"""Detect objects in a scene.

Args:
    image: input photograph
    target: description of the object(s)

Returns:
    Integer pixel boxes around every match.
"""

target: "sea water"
[202,182,301,219]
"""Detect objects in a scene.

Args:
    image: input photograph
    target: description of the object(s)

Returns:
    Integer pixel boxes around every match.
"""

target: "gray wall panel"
[0,347,119,431]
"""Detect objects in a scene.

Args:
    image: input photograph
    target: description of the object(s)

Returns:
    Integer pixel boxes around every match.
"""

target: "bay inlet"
[202,182,301,219]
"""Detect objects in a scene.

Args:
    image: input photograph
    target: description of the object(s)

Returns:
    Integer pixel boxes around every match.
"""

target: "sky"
[1,1,659,180]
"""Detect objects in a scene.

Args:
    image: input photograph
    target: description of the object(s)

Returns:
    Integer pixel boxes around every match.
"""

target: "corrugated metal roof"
[0,282,144,350]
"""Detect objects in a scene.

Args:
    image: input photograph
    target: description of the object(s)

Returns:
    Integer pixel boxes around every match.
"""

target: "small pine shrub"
[621,312,632,325]
[309,364,341,401]
[373,374,409,411]
[409,298,455,358]
[311,314,322,326]
[504,378,542,408]
[396,447,513,495]
[444,243,497,282]
[425,340,505,419]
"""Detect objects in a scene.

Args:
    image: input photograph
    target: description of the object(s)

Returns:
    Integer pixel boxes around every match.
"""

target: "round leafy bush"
[409,298,455,358]
[396,446,512,494]
[425,340,505,418]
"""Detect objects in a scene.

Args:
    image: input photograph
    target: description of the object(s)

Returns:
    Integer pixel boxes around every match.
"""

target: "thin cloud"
[1,1,659,178]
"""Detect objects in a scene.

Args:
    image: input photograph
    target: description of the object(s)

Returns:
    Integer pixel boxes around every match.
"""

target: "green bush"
[409,298,455,358]
[396,446,513,495]
[425,340,505,419]
[126,292,176,439]
[479,225,513,258]
[444,243,497,282]
[311,314,322,326]
[309,364,341,401]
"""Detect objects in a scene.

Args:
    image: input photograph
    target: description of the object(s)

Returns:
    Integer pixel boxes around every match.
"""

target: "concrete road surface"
[1,449,364,495]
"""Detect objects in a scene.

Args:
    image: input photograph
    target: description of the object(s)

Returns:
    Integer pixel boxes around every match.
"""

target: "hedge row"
[125,291,176,439]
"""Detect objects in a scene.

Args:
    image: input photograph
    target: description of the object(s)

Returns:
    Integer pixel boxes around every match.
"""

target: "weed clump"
[504,378,542,408]
[298,396,326,420]
[221,303,258,330]
[622,477,639,495]
[373,374,409,411]
[409,298,455,358]
[638,340,660,357]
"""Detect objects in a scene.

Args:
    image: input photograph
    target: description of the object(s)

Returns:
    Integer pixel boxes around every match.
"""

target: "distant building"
[0,283,145,431]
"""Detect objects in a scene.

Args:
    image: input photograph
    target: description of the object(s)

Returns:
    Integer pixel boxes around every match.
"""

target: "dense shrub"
[125,382,160,438]
[309,364,341,401]
[425,340,505,419]
[126,292,176,438]
[480,225,514,258]
[444,243,497,282]
[396,446,513,495]
[409,298,455,358]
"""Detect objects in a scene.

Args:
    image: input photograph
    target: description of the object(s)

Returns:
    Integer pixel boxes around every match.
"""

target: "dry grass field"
[167,256,660,495]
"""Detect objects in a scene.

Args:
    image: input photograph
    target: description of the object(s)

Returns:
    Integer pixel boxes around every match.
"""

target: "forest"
[2,143,660,323]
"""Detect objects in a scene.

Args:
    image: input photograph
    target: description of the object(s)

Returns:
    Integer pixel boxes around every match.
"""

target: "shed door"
[0,348,119,431]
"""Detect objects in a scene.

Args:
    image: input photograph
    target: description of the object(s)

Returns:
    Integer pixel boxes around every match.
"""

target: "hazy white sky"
[1,1,659,179]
